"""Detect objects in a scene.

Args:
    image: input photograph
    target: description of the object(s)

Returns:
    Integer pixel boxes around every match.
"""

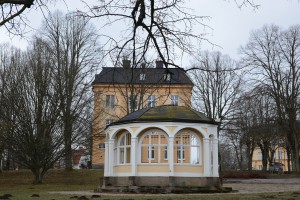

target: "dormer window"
[164,73,171,81]
[140,73,146,81]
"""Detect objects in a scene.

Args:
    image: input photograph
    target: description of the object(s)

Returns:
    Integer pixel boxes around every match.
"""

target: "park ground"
[0,169,299,200]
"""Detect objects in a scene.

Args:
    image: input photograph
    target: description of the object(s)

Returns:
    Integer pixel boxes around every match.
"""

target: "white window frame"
[105,119,114,125]
[177,146,185,160]
[164,73,171,81]
[171,95,178,106]
[257,151,262,160]
[129,95,138,111]
[140,129,168,164]
[164,146,168,160]
[117,132,131,165]
[140,73,146,80]
[106,95,115,109]
[174,131,201,165]
[148,145,155,160]
[148,95,156,108]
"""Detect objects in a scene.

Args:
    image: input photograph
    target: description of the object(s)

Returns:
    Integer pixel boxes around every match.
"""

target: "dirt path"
[223,178,300,193]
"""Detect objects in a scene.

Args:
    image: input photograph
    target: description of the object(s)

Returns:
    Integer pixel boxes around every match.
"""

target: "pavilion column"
[108,139,114,176]
[212,138,219,177]
[131,137,137,176]
[104,141,109,176]
[203,138,211,176]
[169,137,174,176]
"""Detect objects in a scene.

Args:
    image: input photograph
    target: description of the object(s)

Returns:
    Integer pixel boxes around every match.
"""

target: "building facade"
[92,60,194,168]
[252,146,290,172]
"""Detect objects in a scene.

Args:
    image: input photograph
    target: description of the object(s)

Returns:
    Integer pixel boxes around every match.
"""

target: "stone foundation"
[98,176,231,193]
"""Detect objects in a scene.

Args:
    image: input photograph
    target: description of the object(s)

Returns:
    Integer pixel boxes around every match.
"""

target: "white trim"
[212,138,219,177]
[203,138,210,176]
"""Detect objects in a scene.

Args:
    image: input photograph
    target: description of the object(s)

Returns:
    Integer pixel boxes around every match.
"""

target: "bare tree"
[78,1,260,71]
[0,39,64,183]
[240,24,300,172]
[190,51,243,129]
[38,11,101,170]
[79,0,211,70]
[189,51,244,171]
[0,43,24,171]
[0,0,51,35]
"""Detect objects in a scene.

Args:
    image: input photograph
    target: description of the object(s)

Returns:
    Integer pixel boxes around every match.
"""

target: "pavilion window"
[174,131,201,165]
[118,132,131,164]
[141,129,168,164]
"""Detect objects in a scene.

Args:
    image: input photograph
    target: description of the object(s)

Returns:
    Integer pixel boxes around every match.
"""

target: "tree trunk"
[32,169,44,184]
[64,120,73,171]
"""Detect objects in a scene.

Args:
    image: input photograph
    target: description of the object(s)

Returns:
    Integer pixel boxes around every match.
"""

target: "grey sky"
[1,0,300,65]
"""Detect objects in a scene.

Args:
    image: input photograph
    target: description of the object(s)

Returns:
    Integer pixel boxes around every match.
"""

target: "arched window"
[117,132,131,164]
[140,129,168,164]
[174,130,201,165]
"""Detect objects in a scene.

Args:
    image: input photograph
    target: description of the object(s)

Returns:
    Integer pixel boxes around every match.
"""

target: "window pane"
[106,95,110,108]
[141,146,148,163]
[148,95,156,108]
[120,136,125,146]
[151,134,159,144]
[160,146,168,163]
[120,148,124,164]
[174,135,181,145]
[126,147,131,163]
[182,133,190,145]
[191,146,200,164]
[174,131,201,165]
[106,95,115,108]
[191,134,199,145]
[129,95,138,111]
[160,135,168,144]
[171,95,178,106]
[142,135,149,145]
[126,134,131,145]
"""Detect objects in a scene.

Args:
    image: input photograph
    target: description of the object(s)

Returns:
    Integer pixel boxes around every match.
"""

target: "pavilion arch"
[173,128,203,165]
[112,129,133,165]
[137,127,169,164]
[135,125,171,138]
[110,127,132,140]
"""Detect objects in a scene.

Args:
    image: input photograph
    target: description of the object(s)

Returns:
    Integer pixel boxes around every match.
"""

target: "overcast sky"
[1,0,300,65]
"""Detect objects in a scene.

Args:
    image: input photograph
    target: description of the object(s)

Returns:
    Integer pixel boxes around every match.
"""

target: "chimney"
[123,59,131,68]
[156,60,164,68]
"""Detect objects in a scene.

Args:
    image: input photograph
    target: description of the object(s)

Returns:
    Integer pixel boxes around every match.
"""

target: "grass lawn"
[0,169,299,200]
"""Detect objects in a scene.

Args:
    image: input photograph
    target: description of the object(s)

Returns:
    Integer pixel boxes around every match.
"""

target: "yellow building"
[252,147,290,172]
[92,60,193,168]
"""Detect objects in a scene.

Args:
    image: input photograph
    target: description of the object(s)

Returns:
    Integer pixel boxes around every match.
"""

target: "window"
[118,132,131,164]
[140,73,146,80]
[164,73,171,81]
[174,130,201,164]
[257,151,262,160]
[171,95,178,106]
[129,95,138,111]
[106,95,115,109]
[164,146,168,160]
[105,119,114,125]
[278,150,282,160]
[177,146,185,160]
[141,129,168,164]
[148,95,156,108]
[148,146,155,160]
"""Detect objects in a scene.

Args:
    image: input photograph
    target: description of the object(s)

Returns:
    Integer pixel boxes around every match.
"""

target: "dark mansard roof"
[92,67,193,85]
